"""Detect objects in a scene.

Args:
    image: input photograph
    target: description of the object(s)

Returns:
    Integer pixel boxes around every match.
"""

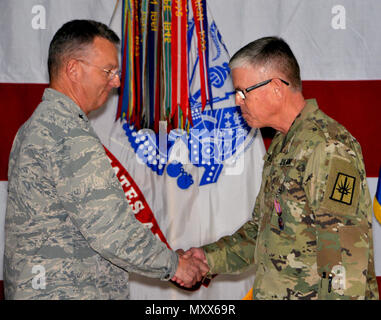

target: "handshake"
[171,247,210,288]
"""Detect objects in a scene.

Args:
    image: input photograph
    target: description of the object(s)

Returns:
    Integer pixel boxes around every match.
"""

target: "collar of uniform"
[264,98,319,161]
[290,98,319,130]
[280,99,319,151]
[42,88,89,123]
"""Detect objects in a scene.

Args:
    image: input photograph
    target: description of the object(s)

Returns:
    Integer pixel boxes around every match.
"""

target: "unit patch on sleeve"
[321,156,360,215]
[330,173,356,205]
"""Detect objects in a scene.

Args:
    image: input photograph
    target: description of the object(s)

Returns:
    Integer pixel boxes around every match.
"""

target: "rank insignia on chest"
[280,158,292,166]
[329,172,356,205]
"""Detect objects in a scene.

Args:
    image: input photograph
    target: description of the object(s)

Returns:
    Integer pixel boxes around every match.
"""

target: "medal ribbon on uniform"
[274,198,284,230]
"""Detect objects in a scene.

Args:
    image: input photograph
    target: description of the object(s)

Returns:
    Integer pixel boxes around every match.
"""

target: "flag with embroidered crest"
[107,0,265,299]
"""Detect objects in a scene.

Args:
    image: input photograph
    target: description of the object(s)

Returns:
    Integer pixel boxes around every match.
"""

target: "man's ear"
[66,59,81,83]
[272,78,284,99]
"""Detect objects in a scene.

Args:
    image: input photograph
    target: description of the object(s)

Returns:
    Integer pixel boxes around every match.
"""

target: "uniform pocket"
[337,225,368,297]
[316,224,368,298]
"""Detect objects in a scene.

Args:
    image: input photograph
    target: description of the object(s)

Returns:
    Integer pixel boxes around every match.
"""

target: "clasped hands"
[171,247,209,288]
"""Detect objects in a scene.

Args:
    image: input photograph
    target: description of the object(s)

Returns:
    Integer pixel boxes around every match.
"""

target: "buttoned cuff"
[160,249,179,281]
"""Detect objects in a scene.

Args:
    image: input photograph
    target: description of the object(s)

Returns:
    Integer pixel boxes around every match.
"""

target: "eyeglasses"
[77,59,121,81]
[235,78,289,100]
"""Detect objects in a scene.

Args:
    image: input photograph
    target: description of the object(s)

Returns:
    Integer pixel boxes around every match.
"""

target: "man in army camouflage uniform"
[186,37,379,300]
[4,19,208,299]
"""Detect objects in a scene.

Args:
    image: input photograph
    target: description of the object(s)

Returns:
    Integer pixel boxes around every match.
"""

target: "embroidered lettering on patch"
[329,173,356,205]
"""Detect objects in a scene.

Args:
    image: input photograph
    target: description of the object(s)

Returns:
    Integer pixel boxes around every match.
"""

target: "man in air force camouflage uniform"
[185,37,379,300]
[4,19,207,299]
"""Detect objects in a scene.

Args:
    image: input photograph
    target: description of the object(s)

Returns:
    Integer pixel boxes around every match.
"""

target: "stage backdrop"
[0,0,380,299]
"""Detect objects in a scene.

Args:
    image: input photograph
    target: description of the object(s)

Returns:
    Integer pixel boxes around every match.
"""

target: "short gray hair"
[229,37,302,91]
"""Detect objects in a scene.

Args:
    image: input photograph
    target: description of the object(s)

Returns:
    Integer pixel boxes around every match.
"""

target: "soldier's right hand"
[171,250,209,288]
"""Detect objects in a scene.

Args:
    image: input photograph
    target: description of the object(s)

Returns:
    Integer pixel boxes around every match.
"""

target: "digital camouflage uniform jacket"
[203,99,379,300]
[4,88,178,300]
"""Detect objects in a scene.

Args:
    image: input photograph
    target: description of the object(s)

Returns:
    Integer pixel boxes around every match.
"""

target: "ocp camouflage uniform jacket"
[4,88,178,300]
[203,99,379,300]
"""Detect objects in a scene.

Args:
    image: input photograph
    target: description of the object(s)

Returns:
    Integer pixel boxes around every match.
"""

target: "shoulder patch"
[321,157,360,215]
[329,172,356,205]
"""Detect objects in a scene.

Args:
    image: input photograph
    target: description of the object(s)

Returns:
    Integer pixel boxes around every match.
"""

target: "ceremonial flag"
[0,0,264,300]
[107,0,264,299]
